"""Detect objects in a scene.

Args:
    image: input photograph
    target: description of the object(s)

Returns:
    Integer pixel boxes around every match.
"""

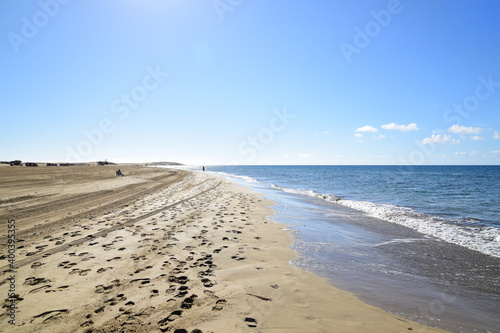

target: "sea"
[175,165,500,332]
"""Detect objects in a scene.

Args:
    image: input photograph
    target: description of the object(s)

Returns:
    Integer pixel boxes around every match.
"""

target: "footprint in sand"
[80,319,94,328]
[150,289,159,298]
[45,285,69,293]
[177,286,189,297]
[24,277,50,285]
[58,261,77,269]
[197,268,214,278]
[166,285,176,294]
[245,317,258,328]
[119,301,135,312]
[201,278,215,288]
[168,275,189,285]
[130,278,151,288]
[181,295,198,309]
[158,310,182,326]
[212,299,227,311]
[31,262,45,269]
[96,267,113,273]
[104,293,127,306]
[95,284,114,294]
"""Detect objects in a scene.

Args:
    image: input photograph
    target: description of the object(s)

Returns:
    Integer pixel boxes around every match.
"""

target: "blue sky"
[1,0,499,165]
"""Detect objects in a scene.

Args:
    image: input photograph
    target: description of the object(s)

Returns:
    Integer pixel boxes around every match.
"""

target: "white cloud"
[354,133,363,138]
[492,150,500,154]
[494,131,500,139]
[355,125,378,133]
[448,125,483,135]
[323,131,329,135]
[372,134,385,140]
[299,153,311,158]
[455,151,479,158]
[422,134,460,145]
[381,122,419,132]
[470,135,485,141]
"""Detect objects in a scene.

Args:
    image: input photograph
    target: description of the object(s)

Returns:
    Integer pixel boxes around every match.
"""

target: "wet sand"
[0,165,446,332]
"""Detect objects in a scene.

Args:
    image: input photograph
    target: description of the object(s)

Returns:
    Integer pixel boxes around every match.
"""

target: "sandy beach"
[0,166,447,332]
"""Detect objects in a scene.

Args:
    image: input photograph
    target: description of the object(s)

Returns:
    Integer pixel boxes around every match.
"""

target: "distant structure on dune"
[97,160,117,166]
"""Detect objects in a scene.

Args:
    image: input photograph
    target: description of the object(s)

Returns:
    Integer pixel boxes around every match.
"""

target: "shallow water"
[217,173,500,333]
[209,165,500,258]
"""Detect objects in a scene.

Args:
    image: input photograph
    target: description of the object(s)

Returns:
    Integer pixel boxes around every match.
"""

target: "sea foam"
[238,176,500,258]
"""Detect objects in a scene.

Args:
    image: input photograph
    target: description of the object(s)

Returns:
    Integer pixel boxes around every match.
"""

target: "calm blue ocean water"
[207,165,500,258]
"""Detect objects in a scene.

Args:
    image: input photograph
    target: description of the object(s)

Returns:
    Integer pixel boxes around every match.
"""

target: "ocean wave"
[336,199,499,256]
[211,171,500,258]
[278,185,500,258]
[271,184,342,202]
[210,171,259,183]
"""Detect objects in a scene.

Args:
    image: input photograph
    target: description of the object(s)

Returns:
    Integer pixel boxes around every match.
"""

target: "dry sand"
[0,166,447,332]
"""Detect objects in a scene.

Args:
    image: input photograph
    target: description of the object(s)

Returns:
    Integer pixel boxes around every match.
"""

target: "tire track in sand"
[1,180,221,272]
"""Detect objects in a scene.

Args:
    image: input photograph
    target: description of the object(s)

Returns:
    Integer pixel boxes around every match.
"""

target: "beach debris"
[247,293,272,302]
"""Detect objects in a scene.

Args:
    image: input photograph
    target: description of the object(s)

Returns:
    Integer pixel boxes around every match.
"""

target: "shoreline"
[214,168,500,332]
[1,166,446,332]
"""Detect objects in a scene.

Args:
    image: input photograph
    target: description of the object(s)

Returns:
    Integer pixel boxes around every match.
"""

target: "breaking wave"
[221,173,500,258]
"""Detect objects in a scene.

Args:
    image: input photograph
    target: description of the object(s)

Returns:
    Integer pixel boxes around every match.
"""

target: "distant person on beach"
[202,166,205,172]
[116,169,124,176]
